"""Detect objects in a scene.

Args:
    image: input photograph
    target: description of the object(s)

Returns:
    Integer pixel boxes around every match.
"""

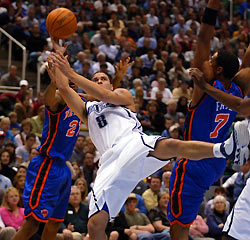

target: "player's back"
[38,104,82,161]
[86,101,142,155]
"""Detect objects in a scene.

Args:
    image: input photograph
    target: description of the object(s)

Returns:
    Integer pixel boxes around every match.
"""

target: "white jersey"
[223,119,250,239]
[86,101,169,220]
[86,101,142,156]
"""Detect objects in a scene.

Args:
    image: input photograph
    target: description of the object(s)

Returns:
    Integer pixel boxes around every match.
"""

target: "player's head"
[91,71,113,90]
[232,67,250,96]
[210,50,239,80]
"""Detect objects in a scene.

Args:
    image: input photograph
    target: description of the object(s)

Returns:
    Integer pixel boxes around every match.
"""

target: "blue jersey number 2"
[96,115,108,128]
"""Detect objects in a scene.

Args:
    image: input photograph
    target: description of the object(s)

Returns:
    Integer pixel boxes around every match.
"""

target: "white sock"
[213,143,224,158]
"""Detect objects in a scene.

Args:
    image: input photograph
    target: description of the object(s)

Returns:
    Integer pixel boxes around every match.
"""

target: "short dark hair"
[92,71,113,84]
[216,50,239,79]
[26,133,36,140]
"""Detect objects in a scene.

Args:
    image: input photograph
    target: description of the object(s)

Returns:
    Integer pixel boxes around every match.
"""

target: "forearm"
[203,83,248,115]
[44,82,57,106]
[241,44,250,69]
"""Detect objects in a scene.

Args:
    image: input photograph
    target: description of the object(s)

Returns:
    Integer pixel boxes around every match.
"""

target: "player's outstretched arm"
[47,65,87,124]
[192,0,220,106]
[44,55,64,111]
[52,52,135,109]
[190,68,250,115]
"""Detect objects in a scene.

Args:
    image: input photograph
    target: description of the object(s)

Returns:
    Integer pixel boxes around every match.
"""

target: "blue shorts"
[23,154,71,222]
[167,157,226,226]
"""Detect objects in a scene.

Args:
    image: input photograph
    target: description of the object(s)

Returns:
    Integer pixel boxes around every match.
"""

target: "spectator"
[90,27,107,47]
[32,91,44,116]
[148,190,170,240]
[164,99,184,123]
[121,193,148,215]
[172,15,188,35]
[207,195,229,240]
[118,27,136,51]
[15,133,36,165]
[161,171,171,191]
[57,186,89,240]
[98,36,118,63]
[73,51,87,75]
[72,162,83,185]
[69,135,86,165]
[31,105,45,139]
[14,91,33,123]
[14,118,40,148]
[105,210,137,240]
[108,10,125,38]
[0,187,24,230]
[13,173,25,207]
[15,79,30,103]
[8,112,21,136]
[140,49,156,76]
[5,142,16,166]
[0,149,16,182]
[168,124,180,139]
[0,161,12,193]
[176,96,188,115]
[74,177,89,204]
[21,6,38,30]
[140,100,165,135]
[92,52,116,77]
[0,117,15,145]
[204,187,230,219]
[161,117,175,138]
[67,33,83,63]
[137,25,157,50]
[142,176,162,212]
[0,65,21,87]
[0,215,16,240]
[172,79,192,102]
[168,58,191,83]
[154,91,167,115]
[133,180,149,196]
[146,7,159,28]
[151,78,173,104]
[81,152,97,192]
[222,159,250,204]
[124,193,155,239]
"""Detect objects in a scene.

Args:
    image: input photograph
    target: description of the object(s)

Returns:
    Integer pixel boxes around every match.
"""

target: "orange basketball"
[46,8,77,39]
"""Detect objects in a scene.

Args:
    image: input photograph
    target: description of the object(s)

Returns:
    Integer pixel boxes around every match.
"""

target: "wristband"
[202,7,218,26]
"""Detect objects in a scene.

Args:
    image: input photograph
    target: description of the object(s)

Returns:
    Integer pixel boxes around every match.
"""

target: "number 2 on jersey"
[210,114,229,138]
[66,120,81,137]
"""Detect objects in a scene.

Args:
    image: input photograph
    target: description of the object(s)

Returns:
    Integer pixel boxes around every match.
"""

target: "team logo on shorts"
[41,209,48,218]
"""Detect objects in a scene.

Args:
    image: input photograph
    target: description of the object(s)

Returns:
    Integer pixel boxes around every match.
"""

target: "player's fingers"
[128,61,134,67]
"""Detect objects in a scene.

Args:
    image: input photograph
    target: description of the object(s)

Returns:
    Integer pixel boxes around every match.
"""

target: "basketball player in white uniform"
[50,51,249,240]
[188,66,250,240]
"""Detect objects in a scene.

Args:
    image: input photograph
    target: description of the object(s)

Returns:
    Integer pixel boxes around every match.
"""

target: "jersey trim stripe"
[29,157,53,209]
[49,217,64,222]
[170,158,188,218]
[39,111,61,156]
[225,207,235,234]
[25,212,48,223]
[169,219,194,227]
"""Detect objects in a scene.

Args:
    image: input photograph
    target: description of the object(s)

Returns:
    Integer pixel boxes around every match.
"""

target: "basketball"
[46,8,77,39]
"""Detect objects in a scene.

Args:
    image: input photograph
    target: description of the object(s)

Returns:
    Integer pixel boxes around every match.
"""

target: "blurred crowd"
[0,0,249,239]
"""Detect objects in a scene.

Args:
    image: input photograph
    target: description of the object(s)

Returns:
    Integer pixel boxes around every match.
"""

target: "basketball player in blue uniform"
[167,0,247,239]
[51,48,248,240]
[12,41,86,240]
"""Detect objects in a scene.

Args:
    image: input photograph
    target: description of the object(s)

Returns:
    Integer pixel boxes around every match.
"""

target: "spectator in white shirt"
[98,36,118,62]
[151,78,173,104]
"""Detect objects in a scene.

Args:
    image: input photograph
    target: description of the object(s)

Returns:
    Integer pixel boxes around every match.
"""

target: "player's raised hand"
[51,37,68,55]
[46,53,56,84]
[189,68,207,90]
[113,57,134,89]
[115,57,134,76]
[51,51,72,78]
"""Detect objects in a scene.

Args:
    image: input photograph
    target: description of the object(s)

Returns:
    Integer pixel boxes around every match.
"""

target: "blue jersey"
[38,102,84,161]
[184,80,243,143]
[167,80,243,225]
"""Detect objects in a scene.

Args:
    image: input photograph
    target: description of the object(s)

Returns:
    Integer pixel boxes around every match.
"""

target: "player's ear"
[216,66,223,75]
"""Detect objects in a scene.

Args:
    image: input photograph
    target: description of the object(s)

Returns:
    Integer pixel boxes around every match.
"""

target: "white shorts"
[88,132,169,220]
[223,178,250,240]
